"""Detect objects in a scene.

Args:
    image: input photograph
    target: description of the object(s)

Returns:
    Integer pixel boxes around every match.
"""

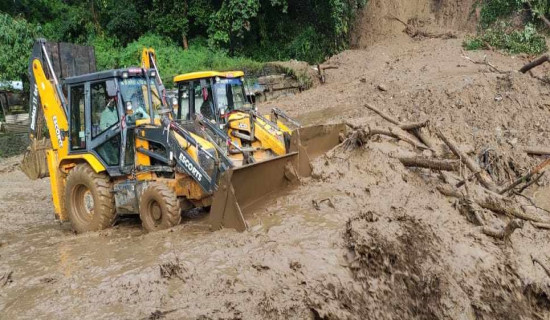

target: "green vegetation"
[0,14,38,86]
[463,22,547,54]
[465,0,549,55]
[93,34,264,84]
[0,0,368,86]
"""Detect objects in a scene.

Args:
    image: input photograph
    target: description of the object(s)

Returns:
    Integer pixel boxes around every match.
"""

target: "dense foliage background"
[464,0,550,54]
[0,0,367,85]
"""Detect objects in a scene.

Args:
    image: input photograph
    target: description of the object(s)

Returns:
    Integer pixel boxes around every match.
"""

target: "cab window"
[69,85,85,150]
[91,81,118,137]
[213,78,248,112]
[119,78,161,120]
[178,82,190,120]
[192,81,214,121]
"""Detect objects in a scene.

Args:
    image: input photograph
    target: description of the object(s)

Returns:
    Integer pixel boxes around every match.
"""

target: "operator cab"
[174,71,253,125]
[63,68,163,175]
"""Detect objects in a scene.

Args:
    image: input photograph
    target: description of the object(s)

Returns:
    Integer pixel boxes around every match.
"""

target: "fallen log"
[520,54,550,73]
[482,219,523,240]
[436,129,498,192]
[399,157,460,171]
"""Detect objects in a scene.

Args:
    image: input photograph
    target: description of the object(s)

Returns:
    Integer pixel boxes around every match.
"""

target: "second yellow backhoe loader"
[141,48,346,167]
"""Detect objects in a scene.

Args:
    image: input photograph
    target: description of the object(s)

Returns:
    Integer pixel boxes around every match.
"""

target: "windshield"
[213,78,250,113]
[119,77,162,120]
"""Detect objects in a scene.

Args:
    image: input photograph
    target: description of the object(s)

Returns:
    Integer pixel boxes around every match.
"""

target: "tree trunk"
[182,35,189,50]
[182,0,189,50]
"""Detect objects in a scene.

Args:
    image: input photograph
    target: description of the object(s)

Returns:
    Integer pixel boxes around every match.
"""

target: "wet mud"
[4,3,550,318]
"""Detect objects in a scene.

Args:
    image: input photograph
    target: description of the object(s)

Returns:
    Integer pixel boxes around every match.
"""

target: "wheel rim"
[72,184,94,224]
[147,200,163,226]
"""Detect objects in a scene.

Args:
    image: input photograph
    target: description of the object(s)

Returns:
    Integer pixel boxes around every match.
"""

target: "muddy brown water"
[0,167,351,319]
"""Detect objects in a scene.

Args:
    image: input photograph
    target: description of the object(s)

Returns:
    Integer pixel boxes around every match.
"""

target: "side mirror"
[106,80,117,97]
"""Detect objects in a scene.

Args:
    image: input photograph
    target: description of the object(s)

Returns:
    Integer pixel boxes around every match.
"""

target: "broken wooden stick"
[368,126,430,150]
[499,157,550,195]
[364,104,428,131]
[1,271,12,286]
[415,127,443,157]
[340,125,430,151]
[398,157,460,171]
[459,196,485,226]
[524,146,550,156]
[482,219,523,240]
[532,255,550,278]
[478,191,545,222]
[520,54,550,73]
[532,221,550,230]
[399,120,429,131]
[518,172,545,193]
[461,53,507,74]
[436,129,498,192]
[437,184,547,222]
[364,104,400,125]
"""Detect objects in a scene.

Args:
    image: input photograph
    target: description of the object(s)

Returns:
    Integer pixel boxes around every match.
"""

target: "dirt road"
[3,13,550,319]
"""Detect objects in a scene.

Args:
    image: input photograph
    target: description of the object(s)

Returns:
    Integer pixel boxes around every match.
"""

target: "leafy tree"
[208,0,262,54]
[147,0,190,48]
[0,13,38,83]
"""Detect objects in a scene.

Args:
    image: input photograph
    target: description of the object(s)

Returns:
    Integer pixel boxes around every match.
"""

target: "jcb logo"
[179,153,202,182]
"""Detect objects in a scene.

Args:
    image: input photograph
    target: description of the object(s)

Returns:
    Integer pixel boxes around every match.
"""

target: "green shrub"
[463,22,547,54]
[93,33,264,88]
[479,0,523,28]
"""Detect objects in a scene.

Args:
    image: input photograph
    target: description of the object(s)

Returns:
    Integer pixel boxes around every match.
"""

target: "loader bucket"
[293,123,347,159]
[21,138,51,180]
[208,123,347,232]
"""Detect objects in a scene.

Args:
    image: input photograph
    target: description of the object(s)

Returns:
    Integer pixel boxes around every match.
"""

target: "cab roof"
[63,67,151,85]
[173,71,244,83]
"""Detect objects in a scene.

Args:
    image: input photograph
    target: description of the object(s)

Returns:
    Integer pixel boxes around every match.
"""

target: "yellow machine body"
[27,59,216,223]
[173,71,296,166]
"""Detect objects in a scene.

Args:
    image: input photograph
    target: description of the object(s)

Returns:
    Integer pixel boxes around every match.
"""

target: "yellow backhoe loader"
[20,41,344,234]
[141,48,346,166]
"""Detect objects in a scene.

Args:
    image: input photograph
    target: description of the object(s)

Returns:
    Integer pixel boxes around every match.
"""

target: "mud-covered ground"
[4,4,550,318]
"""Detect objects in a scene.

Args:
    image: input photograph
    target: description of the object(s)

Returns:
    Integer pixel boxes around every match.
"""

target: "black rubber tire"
[139,183,181,232]
[64,163,116,233]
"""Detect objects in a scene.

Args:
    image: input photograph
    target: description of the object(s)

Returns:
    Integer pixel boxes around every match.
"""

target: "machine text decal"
[52,116,63,148]
[30,86,39,131]
[179,153,202,182]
